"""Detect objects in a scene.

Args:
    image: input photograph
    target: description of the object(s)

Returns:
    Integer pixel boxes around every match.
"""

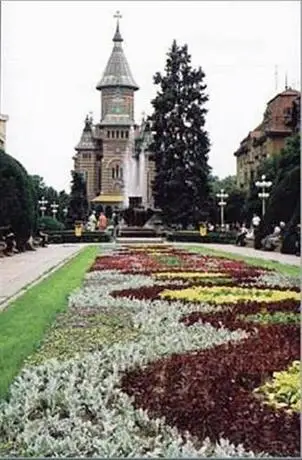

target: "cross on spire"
[113,10,123,42]
[114,10,122,21]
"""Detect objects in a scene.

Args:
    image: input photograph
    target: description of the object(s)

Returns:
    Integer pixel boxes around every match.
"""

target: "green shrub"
[240,311,300,325]
[37,216,65,231]
[166,230,236,244]
[47,230,111,244]
[0,150,35,250]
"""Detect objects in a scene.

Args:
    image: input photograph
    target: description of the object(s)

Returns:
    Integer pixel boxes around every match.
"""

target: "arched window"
[111,163,123,179]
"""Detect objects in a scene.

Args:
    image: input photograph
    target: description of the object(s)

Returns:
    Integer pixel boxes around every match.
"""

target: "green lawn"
[186,245,300,277]
[0,245,99,399]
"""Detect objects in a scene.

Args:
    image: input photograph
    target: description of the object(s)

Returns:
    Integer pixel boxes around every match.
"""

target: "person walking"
[235,223,248,246]
[112,210,120,242]
[252,213,261,249]
[98,212,108,231]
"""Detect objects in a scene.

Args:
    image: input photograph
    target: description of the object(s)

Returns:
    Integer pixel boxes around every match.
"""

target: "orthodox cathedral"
[73,13,155,209]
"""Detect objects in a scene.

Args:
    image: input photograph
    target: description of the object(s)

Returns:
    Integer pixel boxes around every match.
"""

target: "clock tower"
[74,12,140,207]
[94,12,139,207]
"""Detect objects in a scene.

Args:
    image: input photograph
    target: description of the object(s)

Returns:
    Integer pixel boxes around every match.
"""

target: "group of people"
[0,226,49,256]
[86,210,120,239]
[235,214,300,254]
[0,228,18,256]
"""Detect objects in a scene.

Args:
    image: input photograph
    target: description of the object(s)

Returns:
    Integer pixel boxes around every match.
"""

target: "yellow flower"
[154,272,228,279]
[254,361,301,413]
[160,286,300,304]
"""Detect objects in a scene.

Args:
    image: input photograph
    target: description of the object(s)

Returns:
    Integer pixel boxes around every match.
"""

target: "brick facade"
[234,88,300,190]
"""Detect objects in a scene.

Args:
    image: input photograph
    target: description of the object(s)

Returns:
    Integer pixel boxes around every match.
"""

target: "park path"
[0,244,86,310]
[177,243,301,267]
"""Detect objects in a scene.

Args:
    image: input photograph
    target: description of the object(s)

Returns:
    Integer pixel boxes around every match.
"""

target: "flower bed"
[0,244,300,457]
[160,285,300,304]
[121,324,300,456]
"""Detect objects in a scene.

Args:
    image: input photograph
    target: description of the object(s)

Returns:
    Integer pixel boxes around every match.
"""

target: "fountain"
[119,125,159,239]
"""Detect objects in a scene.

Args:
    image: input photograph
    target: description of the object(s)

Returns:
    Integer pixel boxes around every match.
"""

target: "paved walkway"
[0,244,86,309]
[176,243,301,267]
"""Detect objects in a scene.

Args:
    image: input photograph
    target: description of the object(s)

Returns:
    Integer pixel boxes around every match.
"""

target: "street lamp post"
[50,202,59,219]
[216,189,229,230]
[255,174,272,217]
[38,196,48,218]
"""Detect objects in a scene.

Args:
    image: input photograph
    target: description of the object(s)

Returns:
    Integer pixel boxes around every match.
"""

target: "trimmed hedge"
[38,216,65,232]
[47,230,111,244]
[119,228,157,238]
[166,230,236,244]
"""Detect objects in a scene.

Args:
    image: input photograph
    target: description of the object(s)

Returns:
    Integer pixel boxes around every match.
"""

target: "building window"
[81,171,88,182]
[121,131,124,139]
[111,164,123,179]
[82,153,91,160]
[125,131,129,139]
[116,130,119,139]
[98,165,102,191]
[107,131,110,138]
[111,130,115,138]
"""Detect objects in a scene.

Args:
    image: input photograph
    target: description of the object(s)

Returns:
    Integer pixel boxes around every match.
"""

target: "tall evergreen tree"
[67,171,88,226]
[148,40,211,228]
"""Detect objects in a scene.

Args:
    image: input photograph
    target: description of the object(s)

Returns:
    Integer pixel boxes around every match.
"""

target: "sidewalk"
[177,243,301,267]
[0,244,86,309]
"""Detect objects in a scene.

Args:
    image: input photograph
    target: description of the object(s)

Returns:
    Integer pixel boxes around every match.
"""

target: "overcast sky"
[1,0,300,192]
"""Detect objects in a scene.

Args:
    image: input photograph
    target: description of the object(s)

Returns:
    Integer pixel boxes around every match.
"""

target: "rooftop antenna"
[285,72,288,90]
[274,65,279,93]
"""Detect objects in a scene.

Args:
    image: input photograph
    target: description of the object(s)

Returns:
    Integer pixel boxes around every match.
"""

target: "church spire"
[96,11,139,91]
[113,11,123,42]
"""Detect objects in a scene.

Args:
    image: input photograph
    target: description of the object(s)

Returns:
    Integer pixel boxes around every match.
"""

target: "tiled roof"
[91,194,124,203]
[96,22,139,91]
[263,88,300,133]
[75,116,100,151]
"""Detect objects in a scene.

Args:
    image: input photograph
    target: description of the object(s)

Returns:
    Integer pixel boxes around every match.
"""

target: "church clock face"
[111,94,125,114]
